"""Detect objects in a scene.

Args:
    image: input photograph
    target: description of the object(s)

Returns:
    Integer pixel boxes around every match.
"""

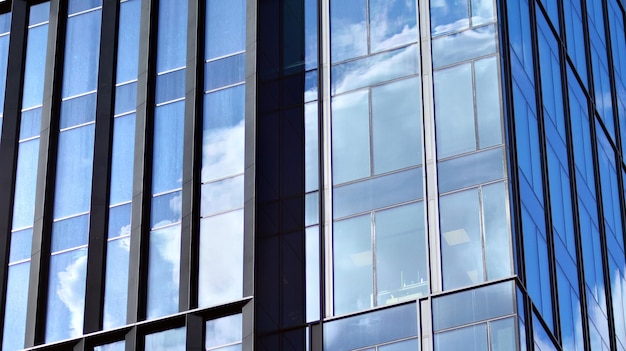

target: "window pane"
[152,101,185,194]
[19,107,41,140]
[147,224,181,319]
[51,214,89,253]
[103,237,130,330]
[114,82,137,115]
[156,68,186,104]
[62,9,101,98]
[2,262,29,351]
[94,340,125,351]
[205,54,245,91]
[475,56,502,148]
[431,0,469,35]
[110,113,136,205]
[206,314,243,349]
[12,139,40,229]
[60,92,97,129]
[435,324,488,351]
[437,147,504,193]
[156,0,187,72]
[151,190,182,228]
[200,175,244,217]
[68,0,101,15]
[330,0,367,63]
[9,228,32,263]
[482,182,512,280]
[205,0,245,60]
[369,0,417,53]
[116,0,140,83]
[431,25,496,68]
[145,327,186,351]
[22,24,48,109]
[490,317,517,351]
[108,203,131,239]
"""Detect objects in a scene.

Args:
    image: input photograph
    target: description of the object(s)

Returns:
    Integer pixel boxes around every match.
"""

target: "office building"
[0,0,624,350]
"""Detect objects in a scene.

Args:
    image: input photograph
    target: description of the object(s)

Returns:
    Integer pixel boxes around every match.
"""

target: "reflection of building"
[0,0,625,350]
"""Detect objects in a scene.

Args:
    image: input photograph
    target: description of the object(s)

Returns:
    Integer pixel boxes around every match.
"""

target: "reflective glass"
[206,314,242,349]
[22,24,48,109]
[379,338,420,351]
[114,82,137,115]
[305,0,317,69]
[156,0,187,72]
[331,45,419,95]
[369,0,417,53]
[200,175,244,217]
[29,2,50,26]
[68,0,101,15]
[62,9,101,98]
[205,54,245,91]
[45,248,88,343]
[199,210,243,307]
[305,102,318,192]
[12,139,40,229]
[145,327,186,351]
[116,0,140,83]
[108,203,131,239]
[331,90,370,184]
[60,92,97,129]
[330,0,367,63]
[151,190,182,228]
[202,85,245,182]
[51,214,89,253]
[482,182,512,280]
[305,192,319,226]
[0,33,7,118]
[19,107,41,140]
[9,228,32,263]
[430,0,469,35]
[491,317,517,350]
[431,25,496,68]
[53,124,95,219]
[94,340,125,351]
[156,68,186,104]
[152,101,184,194]
[305,70,318,102]
[471,0,495,26]
[2,262,29,351]
[371,77,421,174]
[205,0,245,60]
[306,226,320,322]
[438,148,504,193]
[434,63,475,158]
[475,56,502,148]
[103,237,130,330]
[147,224,181,319]
[435,324,488,351]
[110,113,136,205]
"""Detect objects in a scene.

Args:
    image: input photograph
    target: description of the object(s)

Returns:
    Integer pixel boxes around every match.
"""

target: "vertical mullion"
[0,0,28,347]
[185,314,204,351]
[179,0,203,312]
[83,0,120,334]
[127,0,157,324]
[24,0,66,345]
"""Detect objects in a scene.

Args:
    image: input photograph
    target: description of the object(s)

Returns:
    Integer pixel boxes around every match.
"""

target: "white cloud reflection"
[54,249,87,339]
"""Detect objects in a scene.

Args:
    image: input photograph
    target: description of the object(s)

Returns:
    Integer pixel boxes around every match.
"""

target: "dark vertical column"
[24,0,66,346]
[185,314,204,351]
[127,0,157,324]
[179,0,203,312]
[0,0,28,347]
[83,0,120,333]
[124,326,141,351]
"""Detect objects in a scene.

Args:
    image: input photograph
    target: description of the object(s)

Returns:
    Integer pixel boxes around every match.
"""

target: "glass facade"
[0,0,623,350]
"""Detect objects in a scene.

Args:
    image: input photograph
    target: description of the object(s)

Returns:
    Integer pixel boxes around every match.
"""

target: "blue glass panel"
[333,167,423,219]
[108,203,131,239]
[145,327,186,351]
[2,262,29,351]
[62,9,101,98]
[12,139,40,229]
[45,248,87,343]
[305,70,318,102]
[109,113,136,205]
[379,338,419,351]
[509,0,534,82]
[438,148,504,193]
[206,314,242,349]
[306,226,320,322]
[305,192,319,226]
[156,68,186,104]
[305,102,318,192]
[432,25,497,68]
[490,317,517,350]
[152,101,184,194]
[369,0,417,53]
[19,107,41,140]
[51,214,89,253]
[430,0,469,35]
[29,2,50,26]
[114,82,137,115]
[116,0,140,83]
[475,56,502,148]
[22,24,48,109]
[147,224,181,320]
[533,313,558,351]
[331,45,419,95]
[9,228,32,263]
[68,0,101,15]
[330,0,367,63]
[151,191,182,228]
[94,340,125,351]
[200,175,244,217]
[324,303,418,350]
[53,124,95,219]
[483,182,512,280]
[0,13,10,34]
[471,0,495,26]
[156,0,187,72]
[0,34,9,114]
[304,0,317,69]
[433,281,514,331]
[205,0,245,60]
[60,92,97,129]
[198,210,244,308]
[435,324,488,351]
[205,54,245,91]
[103,237,130,330]
[202,85,245,182]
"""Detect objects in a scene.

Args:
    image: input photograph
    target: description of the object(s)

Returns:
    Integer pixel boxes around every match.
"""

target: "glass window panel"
[200,175,244,217]
[151,191,182,228]
[431,25,497,68]
[333,167,423,219]
[379,338,420,351]
[103,237,130,330]
[94,340,125,351]
[202,85,245,182]
[475,56,502,148]
[110,113,136,205]
[430,0,469,35]
[0,34,7,116]
[305,102,319,192]
[331,45,419,95]
[68,0,101,15]
[205,0,245,60]
[305,192,319,226]
[9,228,32,263]
[331,90,370,184]
[62,9,101,98]
[108,203,131,239]
[434,63,475,158]
[490,317,517,350]
[432,281,515,330]
[152,101,184,194]
[51,214,89,253]
[330,0,367,63]
[29,2,50,26]
[156,0,187,72]
[206,314,243,349]
[22,24,48,109]
[482,182,512,280]
[145,327,186,351]
[333,214,373,315]
[19,107,42,140]
[147,224,181,320]
[305,70,318,102]
[372,77,422,174]
[369,0,417,53]
[53,124,95,219]
[60,92,97,129]
[324,303,418,350]
[0,13,9,33]
[114,82,137,115]
[156,68,186,104]
[471,0,496,26]
[438,148,504,193]
[435,324,488,351]
[45,248,88,343]
[376,202,428,305]
[305,0,318,70]
[306,226,320,322]
[12,139,40,229]
[116,0,140,83]
[205,54,245,91]
[440,189,483,290]
[2,262,29,351]
[199,210,243,307]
